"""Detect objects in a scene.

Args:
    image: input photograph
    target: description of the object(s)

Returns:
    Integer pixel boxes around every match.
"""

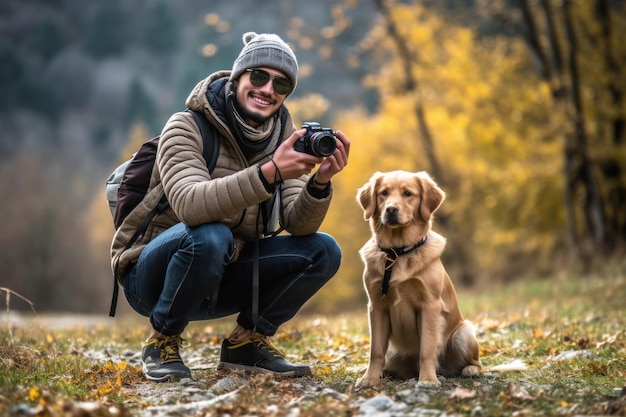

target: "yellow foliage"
[86,3,624,313]
[96,381,115,396]
[310,1,572,306]
[287,94,331,123]
[101,361,117,374]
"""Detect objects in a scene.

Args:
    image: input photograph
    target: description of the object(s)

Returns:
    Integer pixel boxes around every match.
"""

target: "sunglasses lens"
[249,69,270,87]
[273,78,293,95]
[247,69,293,95]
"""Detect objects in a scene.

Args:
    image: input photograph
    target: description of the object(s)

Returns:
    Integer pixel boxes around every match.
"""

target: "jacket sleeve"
[279,176,333,236]
[157,111,273,227]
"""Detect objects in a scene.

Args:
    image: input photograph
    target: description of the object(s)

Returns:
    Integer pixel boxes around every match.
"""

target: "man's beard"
[234,94,269,125]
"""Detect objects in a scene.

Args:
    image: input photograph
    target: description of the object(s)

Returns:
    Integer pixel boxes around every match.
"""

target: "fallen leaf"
[596,330,621,348]
[450,387,477,399]
[28,386,40,402]
[549,349,592,362]
[507,383,535,401]
[587,361,608,376]
[489,359,528,372]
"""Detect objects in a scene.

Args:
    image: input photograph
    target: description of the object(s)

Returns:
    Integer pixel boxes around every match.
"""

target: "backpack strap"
[109,109,219,317]
[188,108,219,171]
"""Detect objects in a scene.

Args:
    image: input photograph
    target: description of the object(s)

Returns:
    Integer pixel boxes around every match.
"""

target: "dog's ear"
[417,172,445,221]
[357,172,382,220]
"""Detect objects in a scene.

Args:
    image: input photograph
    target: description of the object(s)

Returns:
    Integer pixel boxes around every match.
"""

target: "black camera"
[294,122,337,157]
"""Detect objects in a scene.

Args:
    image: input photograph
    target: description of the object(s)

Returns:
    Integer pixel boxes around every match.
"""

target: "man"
[110,32,351,382]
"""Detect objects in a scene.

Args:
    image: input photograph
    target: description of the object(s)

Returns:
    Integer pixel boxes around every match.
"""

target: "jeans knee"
[316,232,342,275]
[184,222,234,256]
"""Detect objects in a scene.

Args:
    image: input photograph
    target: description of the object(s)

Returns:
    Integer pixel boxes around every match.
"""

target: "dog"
[355,170,481,388]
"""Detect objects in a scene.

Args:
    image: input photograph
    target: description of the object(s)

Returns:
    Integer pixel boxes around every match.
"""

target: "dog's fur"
[355,170,481,388]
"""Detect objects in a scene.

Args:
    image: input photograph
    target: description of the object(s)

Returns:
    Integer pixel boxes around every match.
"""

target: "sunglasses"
[245,68,294,95]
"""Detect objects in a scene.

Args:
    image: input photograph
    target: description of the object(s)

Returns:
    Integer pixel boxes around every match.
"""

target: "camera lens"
[311,133,337,157]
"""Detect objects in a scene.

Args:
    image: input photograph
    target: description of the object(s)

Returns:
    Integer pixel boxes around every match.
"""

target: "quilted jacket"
[110,71,332,283]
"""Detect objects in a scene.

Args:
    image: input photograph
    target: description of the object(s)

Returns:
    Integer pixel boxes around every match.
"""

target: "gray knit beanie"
[229,32,298,92]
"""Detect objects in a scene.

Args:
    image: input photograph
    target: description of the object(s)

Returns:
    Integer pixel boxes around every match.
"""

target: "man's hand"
[313,130,350,184]
[261,129,321,183]
[260,128,351,185]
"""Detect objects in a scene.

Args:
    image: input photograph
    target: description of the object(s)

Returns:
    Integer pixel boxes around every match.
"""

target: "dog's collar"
[379,235,428,296]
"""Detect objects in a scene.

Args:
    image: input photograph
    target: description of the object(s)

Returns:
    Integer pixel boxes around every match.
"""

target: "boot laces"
[250,333,285,359]
[155,335,184,363]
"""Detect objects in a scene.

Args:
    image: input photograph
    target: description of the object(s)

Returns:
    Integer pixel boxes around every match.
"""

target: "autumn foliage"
[290,0,626,309]
[0,1,624,314]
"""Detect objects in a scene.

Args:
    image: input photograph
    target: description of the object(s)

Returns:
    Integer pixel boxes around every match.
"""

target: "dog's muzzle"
[382,206,400,225]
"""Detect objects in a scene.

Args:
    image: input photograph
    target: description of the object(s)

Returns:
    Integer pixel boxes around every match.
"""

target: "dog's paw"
[417,378,441,388]
[356,373,383,389]
[461,365,481,377]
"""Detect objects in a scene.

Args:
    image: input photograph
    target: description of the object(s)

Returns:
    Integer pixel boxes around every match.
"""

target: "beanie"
[229,32,298,93]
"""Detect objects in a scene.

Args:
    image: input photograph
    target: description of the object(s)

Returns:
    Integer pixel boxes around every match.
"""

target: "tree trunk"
[373,0,443,183]
[374,0,475,285]
[595,0,626,244]
[517,0,581,254]
[563,0,609,251]
[517,0,612,258]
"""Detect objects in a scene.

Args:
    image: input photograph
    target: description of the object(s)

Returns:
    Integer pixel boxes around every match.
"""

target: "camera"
[294,122,337,157]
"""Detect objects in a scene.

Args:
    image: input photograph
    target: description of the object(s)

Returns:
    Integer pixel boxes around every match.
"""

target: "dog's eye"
[380,189,388,196]
[404,190,413,197]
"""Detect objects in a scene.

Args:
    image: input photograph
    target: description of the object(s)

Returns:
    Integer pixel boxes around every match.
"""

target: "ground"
[1,270,625,416]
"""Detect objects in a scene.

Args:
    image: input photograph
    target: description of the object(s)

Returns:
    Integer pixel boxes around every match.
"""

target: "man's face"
[233,66,291,127]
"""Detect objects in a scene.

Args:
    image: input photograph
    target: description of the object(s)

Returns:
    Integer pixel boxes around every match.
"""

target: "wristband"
[313,177,330,187]
[269,157,284,185]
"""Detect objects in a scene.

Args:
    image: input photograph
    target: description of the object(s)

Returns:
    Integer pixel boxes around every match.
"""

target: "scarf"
[225,86,282,163]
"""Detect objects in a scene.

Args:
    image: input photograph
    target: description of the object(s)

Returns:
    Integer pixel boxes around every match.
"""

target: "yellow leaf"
[97,381,115,396]
[102,362,116,373]
[28,386,40,402]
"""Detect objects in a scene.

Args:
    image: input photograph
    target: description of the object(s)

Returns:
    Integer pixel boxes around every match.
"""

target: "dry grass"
[1,264,625,416]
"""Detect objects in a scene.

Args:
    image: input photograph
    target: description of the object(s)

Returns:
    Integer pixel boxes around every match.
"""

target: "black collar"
[379,235,428,296]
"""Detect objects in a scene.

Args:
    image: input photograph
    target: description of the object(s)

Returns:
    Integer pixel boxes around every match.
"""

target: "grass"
[1,264,625,416]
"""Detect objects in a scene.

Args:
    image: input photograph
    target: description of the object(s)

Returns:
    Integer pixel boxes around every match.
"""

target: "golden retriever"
[355,170,481,388]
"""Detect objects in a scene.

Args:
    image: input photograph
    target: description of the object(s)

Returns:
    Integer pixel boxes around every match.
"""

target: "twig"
[0,287,37,315]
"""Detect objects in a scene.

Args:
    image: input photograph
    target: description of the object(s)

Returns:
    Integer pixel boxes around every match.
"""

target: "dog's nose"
[384,206,399,224]
[386,206,398,216]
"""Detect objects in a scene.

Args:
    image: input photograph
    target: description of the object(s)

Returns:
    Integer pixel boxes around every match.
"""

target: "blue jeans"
[123,222,341,337]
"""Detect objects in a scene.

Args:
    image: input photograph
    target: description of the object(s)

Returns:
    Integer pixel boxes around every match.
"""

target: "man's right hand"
[260,129,324,184]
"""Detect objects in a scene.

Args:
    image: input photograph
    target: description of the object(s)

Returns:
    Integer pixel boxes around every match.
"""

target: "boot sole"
[142,363,191,382]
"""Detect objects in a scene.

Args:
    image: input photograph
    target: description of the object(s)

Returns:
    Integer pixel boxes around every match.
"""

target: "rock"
[210,376,246,393]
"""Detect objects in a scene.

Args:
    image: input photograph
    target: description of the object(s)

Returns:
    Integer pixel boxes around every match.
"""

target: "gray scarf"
[226,85,282,163]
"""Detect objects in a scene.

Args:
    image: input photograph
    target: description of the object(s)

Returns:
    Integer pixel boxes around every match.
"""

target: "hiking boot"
[141,335,192,382]
[218,333,312,377]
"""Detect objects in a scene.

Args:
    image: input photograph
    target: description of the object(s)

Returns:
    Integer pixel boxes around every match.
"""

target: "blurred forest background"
[1,0,625,315]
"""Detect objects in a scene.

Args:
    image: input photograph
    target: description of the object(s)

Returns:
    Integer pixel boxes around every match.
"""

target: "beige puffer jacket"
[110,71,332,283]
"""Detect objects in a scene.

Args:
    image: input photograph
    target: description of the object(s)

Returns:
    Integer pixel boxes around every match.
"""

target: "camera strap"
[252,233,260,328]
[250,109,289,328]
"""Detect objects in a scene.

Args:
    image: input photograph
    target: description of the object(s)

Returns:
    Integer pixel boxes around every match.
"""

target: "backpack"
[106,109,218,228]
[105,108,219,316]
